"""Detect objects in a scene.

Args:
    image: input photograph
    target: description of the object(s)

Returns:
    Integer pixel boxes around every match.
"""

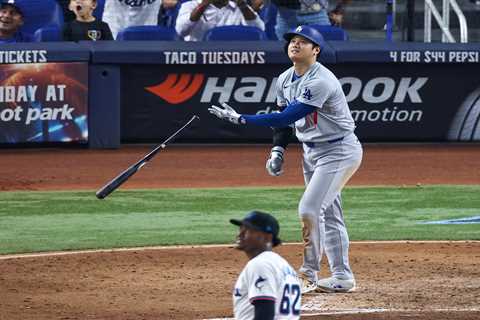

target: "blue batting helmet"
[283,25,325,49]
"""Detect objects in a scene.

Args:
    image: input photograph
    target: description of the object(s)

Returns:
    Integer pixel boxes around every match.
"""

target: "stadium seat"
[93,0,106,20]
[203,26,267,41]
[34,26,62,42]
[308,24,349,41]
[116,26,179,41]
[18,0,64,36]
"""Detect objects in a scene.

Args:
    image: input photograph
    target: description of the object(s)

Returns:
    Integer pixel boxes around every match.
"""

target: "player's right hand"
[266,146,285,176]
[208,102,245,125]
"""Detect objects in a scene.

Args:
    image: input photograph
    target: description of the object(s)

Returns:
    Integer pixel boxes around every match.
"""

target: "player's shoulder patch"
[302,87,313,100]
[254,275,267,289]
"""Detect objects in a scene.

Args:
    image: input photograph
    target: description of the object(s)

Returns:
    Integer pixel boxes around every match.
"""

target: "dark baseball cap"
[1,0,24,16]
[230,210,282,247]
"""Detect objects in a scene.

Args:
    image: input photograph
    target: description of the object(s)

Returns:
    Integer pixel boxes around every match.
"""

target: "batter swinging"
[209,25,362,294]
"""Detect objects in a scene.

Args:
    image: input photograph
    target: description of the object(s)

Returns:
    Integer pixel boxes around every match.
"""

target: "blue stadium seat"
[116,26,179,41]
[308,24,349,41]
[203,25,267,41]
[17,0,64,36]
[93,0,106,20]
[34,26,62,42]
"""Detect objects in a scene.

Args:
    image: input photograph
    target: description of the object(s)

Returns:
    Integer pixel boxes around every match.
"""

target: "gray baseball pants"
[298,132,363,281]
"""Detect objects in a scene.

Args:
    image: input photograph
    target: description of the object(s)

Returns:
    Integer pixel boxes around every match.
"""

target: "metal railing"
[424,0,468,43]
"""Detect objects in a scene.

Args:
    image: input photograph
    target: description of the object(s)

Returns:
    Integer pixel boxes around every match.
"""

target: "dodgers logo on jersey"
[303,88,313,100]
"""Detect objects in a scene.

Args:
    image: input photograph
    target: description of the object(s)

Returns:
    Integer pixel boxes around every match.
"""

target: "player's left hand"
[208,102,245,125]
[266,146,285,176]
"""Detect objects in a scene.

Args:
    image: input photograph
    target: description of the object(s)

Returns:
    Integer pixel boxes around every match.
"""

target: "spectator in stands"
[102,0,162,39]
[272,0,350,40]
[0,0,32,43]
[249,0,263,12]
[63,0,113,41]
[158,0,180,28]
[328,0,349,26]
[57,0,76,23]
[176,0,265,41]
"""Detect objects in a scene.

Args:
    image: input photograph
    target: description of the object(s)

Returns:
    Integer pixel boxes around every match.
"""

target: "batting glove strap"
[266,146,285,176]
[271,146,285,156]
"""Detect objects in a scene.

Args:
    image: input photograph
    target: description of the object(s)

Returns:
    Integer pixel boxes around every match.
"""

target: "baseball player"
[209,25,362,294]
[231,210,301,319]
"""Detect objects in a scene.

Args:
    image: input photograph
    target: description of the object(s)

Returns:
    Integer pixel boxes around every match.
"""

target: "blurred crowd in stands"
[0,0,350,43]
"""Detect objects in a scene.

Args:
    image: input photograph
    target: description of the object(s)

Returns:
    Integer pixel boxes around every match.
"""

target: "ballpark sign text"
[0,85,73,125]
[147,74,427,124]
[163,51,266,64]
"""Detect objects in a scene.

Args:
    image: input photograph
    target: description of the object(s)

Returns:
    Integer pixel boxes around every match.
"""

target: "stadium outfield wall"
[0,41,479,148]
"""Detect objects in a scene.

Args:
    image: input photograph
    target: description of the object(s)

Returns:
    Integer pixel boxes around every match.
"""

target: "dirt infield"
[1,242,480,320]
[1,144,480,320]
[1,144,480,190]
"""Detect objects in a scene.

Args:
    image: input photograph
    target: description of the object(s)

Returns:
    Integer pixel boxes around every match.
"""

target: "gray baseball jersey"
[274,61,363,287]
[233,251,301,320]
[276,61,355,143]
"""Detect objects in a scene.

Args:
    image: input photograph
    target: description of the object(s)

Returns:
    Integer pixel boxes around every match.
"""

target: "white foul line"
[301,307,480,316]
[201,307,480,319]
[1,240,479,260]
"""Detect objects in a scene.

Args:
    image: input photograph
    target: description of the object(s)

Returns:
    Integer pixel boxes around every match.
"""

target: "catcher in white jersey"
[209,25,363,294]
[231,211,301,320]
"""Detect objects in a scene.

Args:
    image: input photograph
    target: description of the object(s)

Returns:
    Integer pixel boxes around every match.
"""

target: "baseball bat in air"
[95,115,200,199]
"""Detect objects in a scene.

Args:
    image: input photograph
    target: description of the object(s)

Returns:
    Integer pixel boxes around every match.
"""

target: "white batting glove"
[208,102,245,125]
[266,146,285,176]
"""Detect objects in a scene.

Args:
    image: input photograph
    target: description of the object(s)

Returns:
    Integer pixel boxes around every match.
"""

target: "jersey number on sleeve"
[279,284,301,315]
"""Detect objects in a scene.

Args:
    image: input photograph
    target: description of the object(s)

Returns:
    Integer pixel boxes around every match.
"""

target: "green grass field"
[0,185,479,254]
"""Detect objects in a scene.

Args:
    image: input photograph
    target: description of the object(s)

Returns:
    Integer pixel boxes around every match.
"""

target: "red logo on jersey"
[145,74,205,104]
[305,111,318,127]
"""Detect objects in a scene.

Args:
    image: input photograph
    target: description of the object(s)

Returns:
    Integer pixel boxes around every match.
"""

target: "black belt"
[304,137,344,147]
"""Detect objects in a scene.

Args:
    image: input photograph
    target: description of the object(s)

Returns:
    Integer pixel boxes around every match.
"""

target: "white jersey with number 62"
[233,251,301,320]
